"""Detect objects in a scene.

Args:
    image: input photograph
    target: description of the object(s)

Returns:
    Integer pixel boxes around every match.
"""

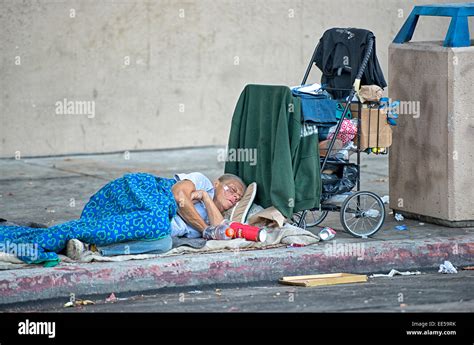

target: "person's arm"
[172,180,209,232]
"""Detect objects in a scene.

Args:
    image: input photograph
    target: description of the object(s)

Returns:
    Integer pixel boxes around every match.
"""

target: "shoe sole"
[66,239,84,260]
[230,182,257,223]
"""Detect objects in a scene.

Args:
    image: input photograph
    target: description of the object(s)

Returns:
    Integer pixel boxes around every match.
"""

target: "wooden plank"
[279,280,308,287]
[303,275,367,287]
[279,273,368,287]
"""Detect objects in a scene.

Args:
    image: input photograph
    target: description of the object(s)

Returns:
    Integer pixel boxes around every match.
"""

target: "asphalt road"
[4,270,474,313]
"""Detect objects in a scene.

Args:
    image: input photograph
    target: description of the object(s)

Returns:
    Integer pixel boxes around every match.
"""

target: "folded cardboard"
[358,106,392,150]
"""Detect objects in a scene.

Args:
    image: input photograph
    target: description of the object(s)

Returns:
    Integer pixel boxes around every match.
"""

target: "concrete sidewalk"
[1,147,473,306]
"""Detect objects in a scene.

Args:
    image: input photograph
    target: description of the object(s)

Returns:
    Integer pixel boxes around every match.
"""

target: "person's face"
[213,179,245,212]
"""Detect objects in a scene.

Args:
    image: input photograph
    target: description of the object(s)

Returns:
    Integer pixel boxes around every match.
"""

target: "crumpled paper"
[358,85,384,103]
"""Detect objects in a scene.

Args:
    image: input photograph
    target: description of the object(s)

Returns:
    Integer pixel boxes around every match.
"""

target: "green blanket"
[225,84,321,218]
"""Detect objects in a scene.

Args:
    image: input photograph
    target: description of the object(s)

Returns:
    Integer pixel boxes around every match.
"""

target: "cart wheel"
[291,212,307,230]
[292,209,328,228]
[340,191,385,238]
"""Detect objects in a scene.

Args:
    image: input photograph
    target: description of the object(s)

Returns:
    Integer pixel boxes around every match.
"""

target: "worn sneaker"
[230,182,257,223]
[66,239,87,260]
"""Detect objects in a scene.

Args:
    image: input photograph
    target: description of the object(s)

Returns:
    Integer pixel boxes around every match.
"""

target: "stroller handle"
[355,37,374,81]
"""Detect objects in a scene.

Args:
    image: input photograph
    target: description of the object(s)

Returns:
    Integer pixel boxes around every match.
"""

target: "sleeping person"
[0,172,245,264]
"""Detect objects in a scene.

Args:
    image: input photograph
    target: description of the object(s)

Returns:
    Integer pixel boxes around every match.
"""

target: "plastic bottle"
[364,209,380,218]
[203,221,235,240]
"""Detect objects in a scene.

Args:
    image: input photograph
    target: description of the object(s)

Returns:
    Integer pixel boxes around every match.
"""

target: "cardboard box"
[319,139,343,157]
[358,106,392,150]
[329,103,392,151]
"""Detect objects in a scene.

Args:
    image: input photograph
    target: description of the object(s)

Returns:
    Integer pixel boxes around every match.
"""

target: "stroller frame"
[294,37,386,238]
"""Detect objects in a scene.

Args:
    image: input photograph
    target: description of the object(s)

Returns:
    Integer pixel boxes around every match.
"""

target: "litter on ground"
[369,269,421,278]
[438,260,458,274]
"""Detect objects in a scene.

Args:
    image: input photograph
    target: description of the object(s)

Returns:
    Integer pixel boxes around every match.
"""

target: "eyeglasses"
[223,184,243,200]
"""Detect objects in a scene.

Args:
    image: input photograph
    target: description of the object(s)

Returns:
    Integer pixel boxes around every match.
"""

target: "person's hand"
[190,190,209,202]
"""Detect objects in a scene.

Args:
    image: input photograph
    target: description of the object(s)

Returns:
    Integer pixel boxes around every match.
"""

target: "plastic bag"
[335,140,357,161]
[321,163,358,196]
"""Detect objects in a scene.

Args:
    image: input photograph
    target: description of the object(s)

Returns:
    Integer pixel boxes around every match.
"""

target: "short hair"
[217,174,247,191]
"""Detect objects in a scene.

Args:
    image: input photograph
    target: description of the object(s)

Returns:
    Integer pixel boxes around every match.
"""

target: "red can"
[229,222,267,242]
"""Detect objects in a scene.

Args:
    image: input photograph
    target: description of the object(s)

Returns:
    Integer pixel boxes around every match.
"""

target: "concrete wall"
[0,0,471,158]
[389,42,474,224]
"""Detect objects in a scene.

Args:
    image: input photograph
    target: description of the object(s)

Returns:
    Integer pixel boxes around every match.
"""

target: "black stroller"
[292,28,387,238]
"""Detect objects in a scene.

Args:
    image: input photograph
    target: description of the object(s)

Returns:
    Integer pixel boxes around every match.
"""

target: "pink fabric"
[327,119,357,145]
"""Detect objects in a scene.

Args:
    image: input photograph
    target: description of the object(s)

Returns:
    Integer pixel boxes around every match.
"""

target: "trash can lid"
[393,2,474,47]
